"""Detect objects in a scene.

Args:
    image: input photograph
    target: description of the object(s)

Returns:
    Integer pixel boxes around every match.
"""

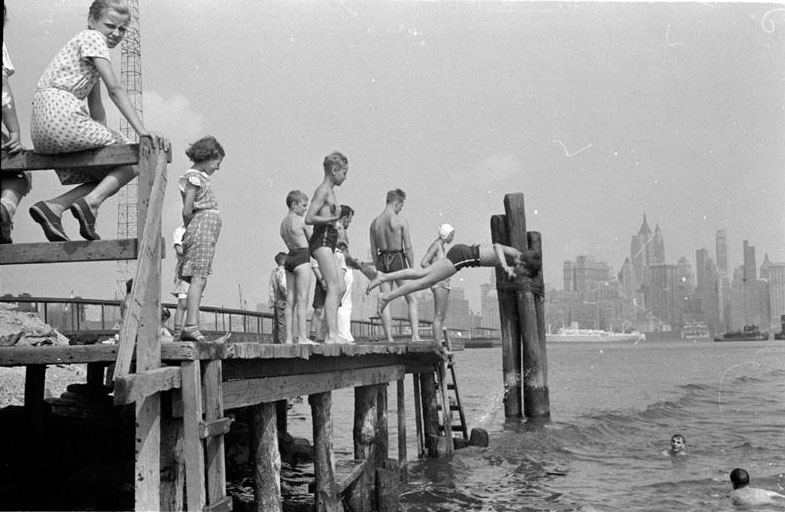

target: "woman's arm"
[420,239,440,268]
[92,57,166,148]
[493,243,515,279]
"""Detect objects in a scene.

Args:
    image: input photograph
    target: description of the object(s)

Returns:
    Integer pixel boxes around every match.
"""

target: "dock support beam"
[348,385,378,511]
[310,391,338,512]
[251,402,282,512]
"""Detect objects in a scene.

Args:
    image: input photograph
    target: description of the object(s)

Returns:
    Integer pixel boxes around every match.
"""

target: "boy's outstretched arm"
[493,243,515,279]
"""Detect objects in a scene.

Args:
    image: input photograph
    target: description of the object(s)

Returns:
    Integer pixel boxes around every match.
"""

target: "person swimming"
[662,433,687,456]
[728,468,785,508]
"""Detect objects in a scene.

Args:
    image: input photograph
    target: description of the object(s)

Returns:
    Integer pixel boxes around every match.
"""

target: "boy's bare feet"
[366,272,386,294]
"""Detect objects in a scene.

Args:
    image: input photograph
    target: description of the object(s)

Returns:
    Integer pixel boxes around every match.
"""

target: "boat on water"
[714,325,768,342]
[681,322,711,341]
[546,328,645,343]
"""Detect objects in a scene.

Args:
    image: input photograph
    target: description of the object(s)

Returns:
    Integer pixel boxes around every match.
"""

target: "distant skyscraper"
[652,224,666,264]
[630,214,653,286]
[648,263,678,328]
[563,255,611,300]
[767,262,785,332]
[716,230,728,275]
[480,271,500,330]
[742,240,760,326]
[743,240,757,284]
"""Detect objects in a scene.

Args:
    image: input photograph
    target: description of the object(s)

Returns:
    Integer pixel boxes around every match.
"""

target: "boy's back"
[370,210,407,251]
[280,212,309,250]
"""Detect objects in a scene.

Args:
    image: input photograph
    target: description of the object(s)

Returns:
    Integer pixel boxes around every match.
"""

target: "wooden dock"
[0,143,475,512]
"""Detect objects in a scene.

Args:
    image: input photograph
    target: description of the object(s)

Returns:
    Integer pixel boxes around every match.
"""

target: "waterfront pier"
[0,143,476,511]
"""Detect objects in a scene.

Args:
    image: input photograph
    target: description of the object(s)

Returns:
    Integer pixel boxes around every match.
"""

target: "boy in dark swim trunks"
[369,188,420,342]
[305,151,348,344]
[280,189,313,344]
[367,242,531,315]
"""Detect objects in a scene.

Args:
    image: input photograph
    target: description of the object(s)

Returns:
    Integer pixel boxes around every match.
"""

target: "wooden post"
[134,140,164,511]
[412,374,425,458]
[396,378,408,481]
[376,384,389,468]
[528,231,550,411]
[504,193,550,418]
[251,402,282,512]
[160,402,185,512]
[347,385,377,511]
[491,214,522,420]
[203,360,228,506]
[309,392,338,512]
[181,361,206,512]
[275,399,288,441]
[420,372,442,457]
[375,459,400,512]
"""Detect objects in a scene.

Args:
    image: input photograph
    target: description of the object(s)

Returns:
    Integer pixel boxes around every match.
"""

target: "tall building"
[675,256,694,326]
[767,262,785,333]
[563,255,611,300]
[742,240,760,326]
[716,230,728,275]
[630,214,654,286]
[648,263,678,328]
[480,271,500,330]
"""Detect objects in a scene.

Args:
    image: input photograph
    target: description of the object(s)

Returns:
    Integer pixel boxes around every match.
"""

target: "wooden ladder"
[436,330,469,440]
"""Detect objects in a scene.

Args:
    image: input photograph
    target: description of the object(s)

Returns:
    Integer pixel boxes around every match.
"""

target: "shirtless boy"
[662,433,687,457]
[367,242,533,314]
[728,468,785,507]
[305,152,348,344]
[369,189,420,342]
[280,190,312,344]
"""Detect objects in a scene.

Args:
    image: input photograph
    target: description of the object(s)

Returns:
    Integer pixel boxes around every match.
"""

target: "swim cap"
[438,223,455,240]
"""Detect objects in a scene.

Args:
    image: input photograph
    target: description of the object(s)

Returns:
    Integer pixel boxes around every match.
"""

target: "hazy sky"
[2,1,784,312]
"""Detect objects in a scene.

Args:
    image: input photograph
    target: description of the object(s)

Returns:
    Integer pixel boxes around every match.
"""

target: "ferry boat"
[546,328,645,343]
[681,322,711,341]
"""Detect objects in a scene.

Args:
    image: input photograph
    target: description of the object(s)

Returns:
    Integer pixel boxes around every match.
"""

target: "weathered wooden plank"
[199,417,233,439]
[412,374,425,458]
[203,360,228,507]
[251,401,282,512]
[134,394,161,511]
[420,373,441,457]
[347,385,377,511]
[309,391,339,512]
[181,361,206,512]
[113,366,181,405]
[203,496,233,512]
[222,365,406,410]
[114,142,168,381]
[491,214,523,420]
[0,144,140,171]
[436,362,455,456]
[0,238,141,265]
[0,345,118,366]
[396,379,408,478]
[335,459,367,494]
[160,413,185,512]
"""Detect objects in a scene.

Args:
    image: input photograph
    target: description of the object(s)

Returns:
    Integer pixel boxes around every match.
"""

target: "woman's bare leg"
[378,260,457,313]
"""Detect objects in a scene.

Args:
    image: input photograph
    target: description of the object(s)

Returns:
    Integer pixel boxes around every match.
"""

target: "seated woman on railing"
[28,0,166,242]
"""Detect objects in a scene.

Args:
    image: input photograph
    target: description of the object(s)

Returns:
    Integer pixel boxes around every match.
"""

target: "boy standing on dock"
[280,190,312,344]
[305,152,348,344]
[369,189,420,342]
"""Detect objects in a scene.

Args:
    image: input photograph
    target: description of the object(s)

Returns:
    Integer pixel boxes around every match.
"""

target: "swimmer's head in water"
[670,434,686,453]
[730,468,750,490]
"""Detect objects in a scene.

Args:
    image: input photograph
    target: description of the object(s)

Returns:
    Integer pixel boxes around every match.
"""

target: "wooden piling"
[528,231,550,410]
[436,361,455,456]
[419,372,443,457]
[159,407,185,512]
[396,379,408,481]
[491,215,523,420]
[251,402,282,512]
[309,391,338,512]
[376,384,389,468]
[347,385,378,511]
[412,375,425,458]
[503,193,550,419]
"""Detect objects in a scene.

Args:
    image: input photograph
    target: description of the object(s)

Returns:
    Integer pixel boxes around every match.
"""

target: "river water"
[287,339,785,511]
